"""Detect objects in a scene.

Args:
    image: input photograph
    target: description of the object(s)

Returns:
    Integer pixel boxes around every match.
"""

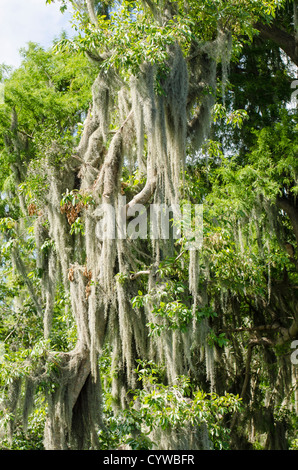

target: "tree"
[188,1,298,447]
[0,0,297,450]
[199,111,298,448]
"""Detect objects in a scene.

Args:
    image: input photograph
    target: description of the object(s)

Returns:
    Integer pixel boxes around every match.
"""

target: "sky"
[0,0,74,69]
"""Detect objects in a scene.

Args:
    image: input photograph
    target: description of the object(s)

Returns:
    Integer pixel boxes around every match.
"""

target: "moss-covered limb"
[86,0,99,27]
[43,346,103,450]
[1,342,103,449]
[125,170,157,214]
[101,132,124,200]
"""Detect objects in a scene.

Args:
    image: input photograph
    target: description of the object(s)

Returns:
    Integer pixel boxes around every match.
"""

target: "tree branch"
[130,270,151,280]
[276,318,298,345]
[255,21,298,66]
[92,110,134,198]
[86,0,98,26]
[125,172,157,215]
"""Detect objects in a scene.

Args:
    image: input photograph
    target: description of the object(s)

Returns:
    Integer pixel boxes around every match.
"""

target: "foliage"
[97,354,242,450]
[0,0,297,452]
[53,0,283,85]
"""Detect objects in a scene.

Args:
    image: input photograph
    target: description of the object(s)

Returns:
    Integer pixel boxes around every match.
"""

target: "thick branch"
[276,318,298,345]
[125,172,157,215]
[231,337,272,430]
[255,21,298,66]
[241,338,274,399]
[92,112,134,199]
[130,270,151,280]
[86,0,98,26]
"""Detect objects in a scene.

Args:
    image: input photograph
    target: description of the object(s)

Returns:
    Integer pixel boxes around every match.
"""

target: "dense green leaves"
[0,0,297,451]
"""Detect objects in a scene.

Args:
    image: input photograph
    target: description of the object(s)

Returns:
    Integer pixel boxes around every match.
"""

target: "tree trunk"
[44,346,103,450]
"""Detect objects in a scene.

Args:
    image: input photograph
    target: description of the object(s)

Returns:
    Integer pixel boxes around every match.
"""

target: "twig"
[4,315,23,343]
[129,250,185,280]
[120,109,133,131]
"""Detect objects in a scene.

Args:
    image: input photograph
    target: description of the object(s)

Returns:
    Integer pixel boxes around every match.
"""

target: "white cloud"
[0,0,74,68]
